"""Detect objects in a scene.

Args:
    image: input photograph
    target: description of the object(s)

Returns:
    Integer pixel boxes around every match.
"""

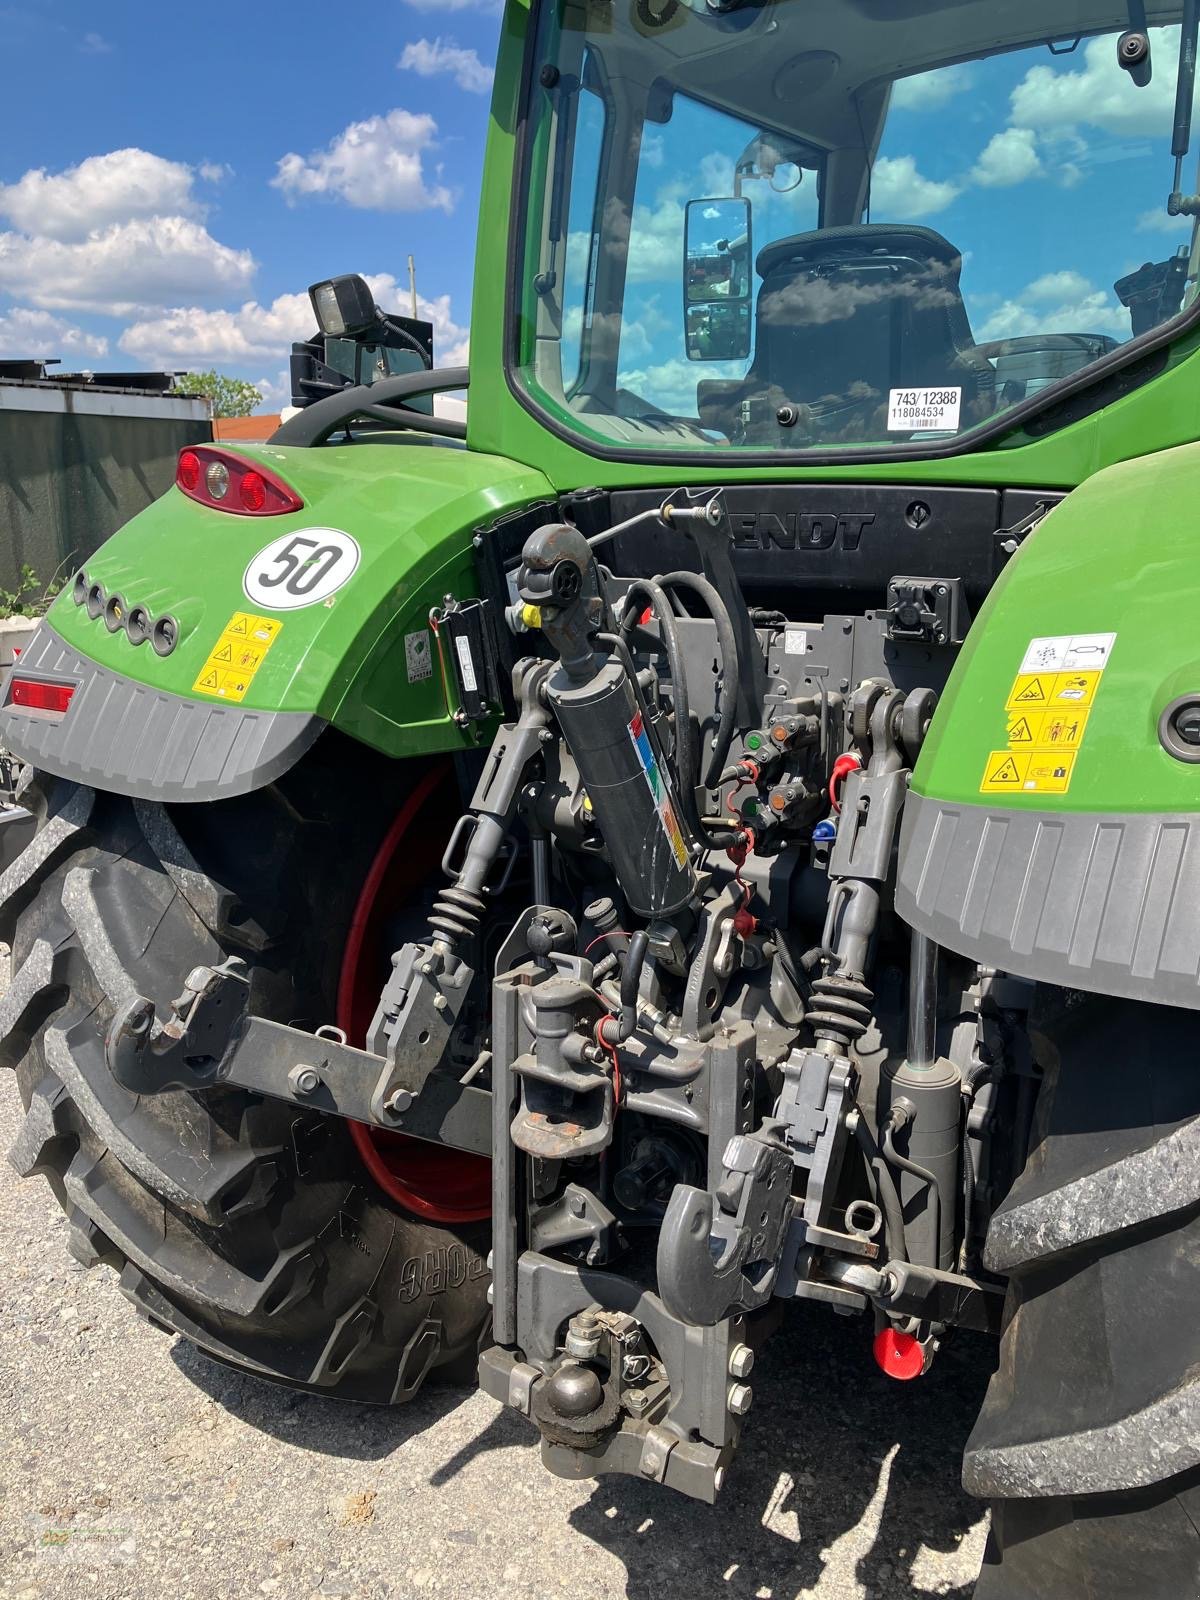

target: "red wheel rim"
[337,763,492,1224]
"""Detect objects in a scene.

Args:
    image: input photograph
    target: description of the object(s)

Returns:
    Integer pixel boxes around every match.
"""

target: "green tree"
[173,370,263,418]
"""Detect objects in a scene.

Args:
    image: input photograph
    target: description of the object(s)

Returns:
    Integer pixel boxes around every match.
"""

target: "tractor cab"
[503,0,1199,458]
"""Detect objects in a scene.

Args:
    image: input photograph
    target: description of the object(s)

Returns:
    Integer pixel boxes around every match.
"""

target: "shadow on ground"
[173,1300,993,1597]
[569,1306,994,1599]
[170,1337,485,1462]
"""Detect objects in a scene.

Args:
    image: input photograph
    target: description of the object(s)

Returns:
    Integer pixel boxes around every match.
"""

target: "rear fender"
[0,440,555,801]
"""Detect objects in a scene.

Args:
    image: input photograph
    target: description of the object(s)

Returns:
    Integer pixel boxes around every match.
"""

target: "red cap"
[872,1328,927,1381]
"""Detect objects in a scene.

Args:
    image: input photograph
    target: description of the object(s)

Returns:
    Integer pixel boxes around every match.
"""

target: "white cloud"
[198,161,233,184]
[0,217,256,315]
[971,127,1042,188]
[0,305,108,360]
[616,356,705,415]
[1138,206,1193,234]
[1024,269,1093,302]
[118,275,470,372]
[0,148,203,242]
[1011,27,1187,138]
[871,155,960,219]
[80,30,112,53]
[273,110,454,213]
[977,272,1129,342]
[399,38,493,94]
[890,62,973,112]
[252,370,292,411]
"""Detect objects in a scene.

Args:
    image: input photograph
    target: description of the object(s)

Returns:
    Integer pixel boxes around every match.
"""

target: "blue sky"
[0,0,504,405]
[0,3,1194,420]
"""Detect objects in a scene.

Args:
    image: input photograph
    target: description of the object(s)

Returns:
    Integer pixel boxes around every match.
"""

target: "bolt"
[288,1065,321,1097]
[641,1453,661,1477]
[433,995,448,1011]
[569,1194,586,1217]
[383,1087,413,1118]
[626,1390,649,1414]
[728,1383,753,1416]
[420,963,434,976]
[472,534,483,548]
[728,1344,754,1380]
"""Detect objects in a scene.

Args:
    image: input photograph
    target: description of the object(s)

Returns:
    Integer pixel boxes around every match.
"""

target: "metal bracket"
[105,963,491,1155]
[656,1126,794,1326]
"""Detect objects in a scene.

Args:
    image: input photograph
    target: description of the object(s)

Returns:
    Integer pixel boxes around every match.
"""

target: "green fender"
[21,439,555,764]
[897,442,1200,1008]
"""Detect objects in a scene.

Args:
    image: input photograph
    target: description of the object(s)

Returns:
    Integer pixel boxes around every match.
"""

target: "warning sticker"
[981,750,1077,794]
[982,752,1025,790]
[1019,632,1116,674]
[1007,708,1090,750]
[192,611,281,703]
[628,709,688,870]
[1006,674,1050,710]
[1048,670,1100,707]
[987,632,1114,796]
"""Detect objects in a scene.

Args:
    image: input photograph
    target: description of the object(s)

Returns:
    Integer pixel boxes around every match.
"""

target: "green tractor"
[3,2,1198,1592]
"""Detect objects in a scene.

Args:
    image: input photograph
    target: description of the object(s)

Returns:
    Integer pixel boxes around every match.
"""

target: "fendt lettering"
[729,511,875,552]
[1,3,1197,1596]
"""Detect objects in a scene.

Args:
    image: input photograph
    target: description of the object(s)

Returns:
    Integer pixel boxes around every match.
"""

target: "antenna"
[408,254,418,320]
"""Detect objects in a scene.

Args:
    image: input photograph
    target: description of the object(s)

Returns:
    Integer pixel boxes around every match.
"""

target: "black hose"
[657,571,741,788]
[959,1138,976,1270]
[853,1111,908,1264]
[619,579,698,831]
[601,927,649,1046]
[883,1119,941,1271]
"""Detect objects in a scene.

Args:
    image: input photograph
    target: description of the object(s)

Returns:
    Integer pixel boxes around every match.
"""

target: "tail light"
[9,677,76,717]
[175,447,303,516]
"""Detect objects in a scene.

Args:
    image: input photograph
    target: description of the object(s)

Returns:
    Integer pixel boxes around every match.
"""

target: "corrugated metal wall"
[0,389,210,594]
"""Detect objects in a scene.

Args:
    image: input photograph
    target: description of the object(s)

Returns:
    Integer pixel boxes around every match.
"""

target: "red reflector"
[177,450,201,493]
[10,677,75,714]
[239,470,266,512]
[873,1328,927,1381]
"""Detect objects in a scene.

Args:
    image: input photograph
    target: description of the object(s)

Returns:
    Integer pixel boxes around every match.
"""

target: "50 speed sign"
[243,529,360,610]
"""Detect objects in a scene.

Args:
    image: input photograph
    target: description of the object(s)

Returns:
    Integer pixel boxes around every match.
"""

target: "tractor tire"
[0,740,491,1404]
[965,993,1200,1599]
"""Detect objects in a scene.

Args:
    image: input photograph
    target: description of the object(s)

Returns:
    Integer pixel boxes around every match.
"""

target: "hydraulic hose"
[657,571,741,788]
[853,1110,908,1264]
[883,1114,941,1272]
[619,579,697,828]
[600,927,650,1046]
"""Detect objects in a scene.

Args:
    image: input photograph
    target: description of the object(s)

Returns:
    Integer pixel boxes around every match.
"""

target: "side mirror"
[308,274,380,339]
[684,197,753,362]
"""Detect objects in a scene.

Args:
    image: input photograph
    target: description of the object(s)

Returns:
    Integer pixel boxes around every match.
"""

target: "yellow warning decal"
[988,634,1114,795]
[1007,708,1090,750]
[1047,670,1100,708]
[1005,674,1050,710]
[192,611,282,704]
[981,750,1078,795]
[982,752,1027,791]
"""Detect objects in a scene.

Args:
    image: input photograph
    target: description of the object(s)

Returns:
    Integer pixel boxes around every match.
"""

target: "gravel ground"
[0,1075,991,1600]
